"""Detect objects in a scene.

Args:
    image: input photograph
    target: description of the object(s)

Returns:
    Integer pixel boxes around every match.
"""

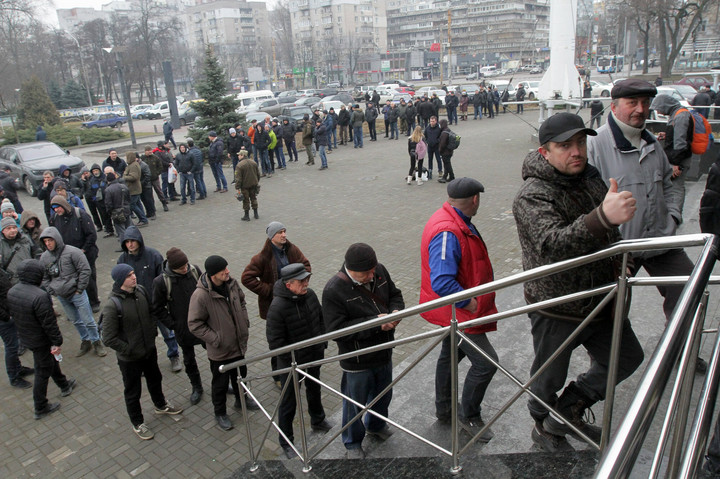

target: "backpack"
[446,130,461,150]
[97,284,149,334]
[675,108,713,155]
[162,265,200,302]
[415,139,427,159]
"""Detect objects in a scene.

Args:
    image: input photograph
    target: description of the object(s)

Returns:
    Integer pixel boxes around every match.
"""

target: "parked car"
[389,93,413,105]
[515,80,540,100]
[144,100,182,119]
[277,90,298,98]
[278,96,298,104]
[0,142,84,196]
[297,89,321,98]
[528,66,543,74]
[651,86,692,120]
[466,72,479,80]
[317,88,339,98]
[589,80,613,98]
[668,84,699,102]
[352,85,373,101]
[278,106,313,131]
[676,76,708,90]
[245,98,283,117]
[294,96,322,107]
[323,92,354,105]
[243,111,271,125]
[379,79,412,88]
[325,82,341,88]
[311,100,346,112]
[81,112,127,129]
[178,106,198,126]
[396,86,415,96]
[130,104,153,119]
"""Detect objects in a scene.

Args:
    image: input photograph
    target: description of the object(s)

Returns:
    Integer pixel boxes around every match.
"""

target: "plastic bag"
[168,164,178,184]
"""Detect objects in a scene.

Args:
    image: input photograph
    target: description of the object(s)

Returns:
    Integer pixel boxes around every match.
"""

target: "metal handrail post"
[600,252,630,451]
[290,351,312,472]
[678,306,720,478]
[667,295,707,477]
[450,306,462,475]
[237,369,258,472]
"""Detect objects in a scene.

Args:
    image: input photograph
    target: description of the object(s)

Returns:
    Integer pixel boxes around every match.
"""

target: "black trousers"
[278,366,325,447]
[368,121,377,140]
[441,155,455,181]
[141,186,156,217]
[209,355,247,416]
[180,344,202,387]
[85,254,100,307]
[32,347,69,411]
[117,348,166,426]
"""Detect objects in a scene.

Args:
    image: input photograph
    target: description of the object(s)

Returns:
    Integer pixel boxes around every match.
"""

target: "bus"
[597,55,624,73]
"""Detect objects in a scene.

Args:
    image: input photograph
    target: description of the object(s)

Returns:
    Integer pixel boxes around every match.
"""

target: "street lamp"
[103,46,137,150]
[62,30,93,108]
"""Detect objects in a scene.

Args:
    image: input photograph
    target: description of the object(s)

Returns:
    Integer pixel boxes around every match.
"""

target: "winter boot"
[406,176,413,185]
[241,210,250,222]
[253,208,259,219]
[416,172,423,185]
[189,375,204,405]
[543,381,602,443]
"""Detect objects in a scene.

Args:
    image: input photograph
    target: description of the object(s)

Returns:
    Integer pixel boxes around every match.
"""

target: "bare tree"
[344,35,366,85]
[272,0,295,70]
[656,0,716,76]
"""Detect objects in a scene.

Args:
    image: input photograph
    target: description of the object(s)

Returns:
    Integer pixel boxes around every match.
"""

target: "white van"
[479,66,498,77]
[235,90,275,113]
[144,100,183,120]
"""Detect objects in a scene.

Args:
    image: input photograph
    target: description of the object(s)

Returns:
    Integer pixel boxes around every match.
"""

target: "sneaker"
[366,424,393,441]
[76,340,92,357]
[163,204,169,212]
[170,356,182,373]
[133,423,154,440]
[282,444,298,459]
[345,447,365,459]
[92,341,107,357]
[10,377,32,389]
[544,410,602,443]
[234,395,260,411]
[137,222,149,228]
[18,366,34,377]
[60,378,76,397]
[34,402,61,420]
[531,421,574,453]
[311,419,333,432]
[459,416,494,443]
[103,232,115,238]
[91,303,101,314]
[216,414,233,431]
[154,402,183,415]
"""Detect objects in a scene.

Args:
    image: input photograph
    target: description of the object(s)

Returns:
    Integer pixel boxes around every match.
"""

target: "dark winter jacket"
[266,281,326,369]
[86,164,108,203]
[138,159,152,190]
[387,106,399,123]
[188,274,250,361]
[39,227,91,299]
[241,239,310,319]
[512,150,624,321]
[234,157,260,191]
[351,110,365,128]
[153,147,174,172]
[163,121,174,136]
[516,86,526,102]
[0,170,21,212]
[208,138,224,163]
[302,121,315,146]
[152,261,203,347]
[227,134,244,158]
[188,146,204,174]
[651,94,693,166]
[0,262,11,323]
[424,123,442,148]
[418,100,435,120]
[338,109,351,126]
[102,155,127,177]
[0,229,40,284]
[445,94,459,109]
[316,124,328,146]
[102,284,158,361]
[281,123,295,142]
[8,259,62,350]
[49,196,98,263]
[123,156,143,196]
[254,128,271,151]
[364,106,378,123]
[371,92,381,105]
[19,210,44,249]
[116,226,163,292]
[143,153,163,179]
[175,147,194,174]
[590,100,604,120]
[439,128,453,157]
[405,104,417,122]
[322,263,404,371]
[58,165,83,197]
[104,177,131,217]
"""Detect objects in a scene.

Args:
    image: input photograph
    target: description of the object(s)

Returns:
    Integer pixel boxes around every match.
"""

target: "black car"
[324,92,354,105]
[278,106,313,132]
[317,88,339,98]
[0,142,84,196]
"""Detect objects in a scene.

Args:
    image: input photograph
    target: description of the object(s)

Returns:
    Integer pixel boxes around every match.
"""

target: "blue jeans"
[157,321,179,358]
[0,319,21,382]
[407,120,415,136]
[474,106,482,119]
[284,139,298,161]
[193,171,207,198]
[129,194,148,223]
[179,172,195,202]
[209,162,227,189]
[319,145,328,168]
[427,146,442,173]
[58,291,100,342]
[353,126,363,147]
[160,172,177,200]
[389,121,398,139]
[341,362,393,449]
[275,145,286,168]
[258,149,271,174]
[435,333,498,420]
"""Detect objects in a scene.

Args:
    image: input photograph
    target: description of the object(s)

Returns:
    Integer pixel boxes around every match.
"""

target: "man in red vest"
[420,177,498,443]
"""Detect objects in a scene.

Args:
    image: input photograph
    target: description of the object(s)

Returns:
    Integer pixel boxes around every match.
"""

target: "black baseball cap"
[539,113,597,145]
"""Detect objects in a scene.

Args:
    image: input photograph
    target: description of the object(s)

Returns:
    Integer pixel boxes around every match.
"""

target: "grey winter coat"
[39,227,91,299]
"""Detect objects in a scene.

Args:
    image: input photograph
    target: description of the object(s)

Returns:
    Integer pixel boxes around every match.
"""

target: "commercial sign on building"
[381,60,391,72]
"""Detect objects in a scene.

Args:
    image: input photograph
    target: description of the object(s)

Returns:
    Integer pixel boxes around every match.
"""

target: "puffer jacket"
[175,147,194,174]
[322,263,404,371]
[58,165,84,197]
[116,226,163,291]
[152,261,204,347]
[351,110,365,128]
[0,230,41,284]
[254,128,271,151]
[387,107,399,123]
[302,121,314,146]
[49,196,98,263]
[86,164,107,202]
[189,146,204,174]
[512,150,624,321]
[208,138,224,163]
[39,227,90,299]
[281,123,295,141]
[241,239,310,319]
[104,178,131,217]
[101,284,158,361]
[8,259,62,350]
[266,281,326,369]
[187,274,250,361]
[122,156,143,195]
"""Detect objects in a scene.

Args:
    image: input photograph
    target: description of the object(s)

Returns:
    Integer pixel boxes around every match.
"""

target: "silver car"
[0,141,84,196]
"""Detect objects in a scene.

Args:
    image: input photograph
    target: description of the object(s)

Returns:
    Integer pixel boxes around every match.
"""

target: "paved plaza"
[1,108,719,478]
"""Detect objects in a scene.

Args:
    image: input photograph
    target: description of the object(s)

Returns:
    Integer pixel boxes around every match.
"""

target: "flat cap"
[447,177,485,199]
[281,263,311,282]
[611,79,657,99]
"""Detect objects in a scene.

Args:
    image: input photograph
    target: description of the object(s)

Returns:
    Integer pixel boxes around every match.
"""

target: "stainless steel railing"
[220,233,720,475]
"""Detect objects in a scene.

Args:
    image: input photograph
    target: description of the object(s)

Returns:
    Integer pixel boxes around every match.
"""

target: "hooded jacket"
[102,155,127,177]
[152,261,204,347]
[102,284,158,361]
[241,239,310,319]
[188,146,204,174]
[86,164,108,203]
[187,273,250,361]
[19,210,44,248]
[175,146,194,174]
[39,227,91,299]
[0,228,41,284]
[651,94,693,166]
[123,155,143,196]
[104,176,131,216]
[512,150,623,321]
[266,281,326,369]
[322,263,404,370]
[8,259,62,350]
[49,196,98,262]
[58,165,84,197]
[116,226,163,292]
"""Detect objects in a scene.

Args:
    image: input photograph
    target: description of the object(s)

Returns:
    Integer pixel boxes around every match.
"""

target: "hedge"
[1,125,127,148]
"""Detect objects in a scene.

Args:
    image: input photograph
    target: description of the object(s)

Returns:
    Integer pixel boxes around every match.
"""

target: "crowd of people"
[5,76,720,470]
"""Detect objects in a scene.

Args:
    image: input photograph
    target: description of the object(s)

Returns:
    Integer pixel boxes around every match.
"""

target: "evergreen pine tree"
[48,81,64,110]
[61,80,89,109]
[190,46,241,146]
[16,76,61,129]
